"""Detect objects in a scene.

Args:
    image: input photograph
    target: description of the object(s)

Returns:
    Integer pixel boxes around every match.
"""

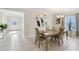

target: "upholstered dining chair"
[56,27,64,45]
[35,28,46,48]
[52,27,64,46]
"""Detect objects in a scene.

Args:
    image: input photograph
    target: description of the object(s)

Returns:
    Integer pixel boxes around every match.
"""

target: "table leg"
[45,37,48,51]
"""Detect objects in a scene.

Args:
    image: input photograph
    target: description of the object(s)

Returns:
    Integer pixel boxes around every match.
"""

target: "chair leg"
[61,37,63,44]
[58,38,60,46]
[38,39,40,48]
[35,38,37,44]
[45,39,48,51]
[55,37,57,43]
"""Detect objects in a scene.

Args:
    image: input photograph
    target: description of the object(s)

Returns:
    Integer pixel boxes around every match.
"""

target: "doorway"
[0,9,24,40]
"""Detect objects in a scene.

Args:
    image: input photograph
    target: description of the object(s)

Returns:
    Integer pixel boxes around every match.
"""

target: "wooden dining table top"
[39,30,59,37]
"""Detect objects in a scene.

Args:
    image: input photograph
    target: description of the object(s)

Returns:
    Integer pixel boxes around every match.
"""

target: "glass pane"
[64,16,77,31]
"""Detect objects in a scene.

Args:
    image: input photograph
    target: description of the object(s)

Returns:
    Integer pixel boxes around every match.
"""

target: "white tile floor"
[0,31,79,51]
[0,31,24,51]
[15,34,79,51]
[25,36,79,51]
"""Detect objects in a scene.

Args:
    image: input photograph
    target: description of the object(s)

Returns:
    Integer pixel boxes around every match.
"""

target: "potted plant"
[0,23,8,31]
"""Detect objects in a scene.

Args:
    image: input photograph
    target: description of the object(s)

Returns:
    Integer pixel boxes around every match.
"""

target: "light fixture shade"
[56,15,60,18]
[56,15,64,18]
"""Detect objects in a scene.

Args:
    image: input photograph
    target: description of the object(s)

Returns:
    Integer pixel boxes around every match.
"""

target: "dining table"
[39,30,68,50]
[39,30,59,50]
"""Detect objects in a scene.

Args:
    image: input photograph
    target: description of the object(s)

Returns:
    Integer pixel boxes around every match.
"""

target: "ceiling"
[2,8,79,15]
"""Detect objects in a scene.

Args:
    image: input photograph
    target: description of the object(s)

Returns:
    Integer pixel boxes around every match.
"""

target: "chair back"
[59,27,64,38]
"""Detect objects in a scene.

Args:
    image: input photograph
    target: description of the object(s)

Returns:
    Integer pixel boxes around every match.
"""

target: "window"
[64,16,77,31]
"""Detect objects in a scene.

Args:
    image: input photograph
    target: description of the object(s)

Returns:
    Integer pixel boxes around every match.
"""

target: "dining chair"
[56,27,64,45]
[52,27,64,46]
[35,28,46,48]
